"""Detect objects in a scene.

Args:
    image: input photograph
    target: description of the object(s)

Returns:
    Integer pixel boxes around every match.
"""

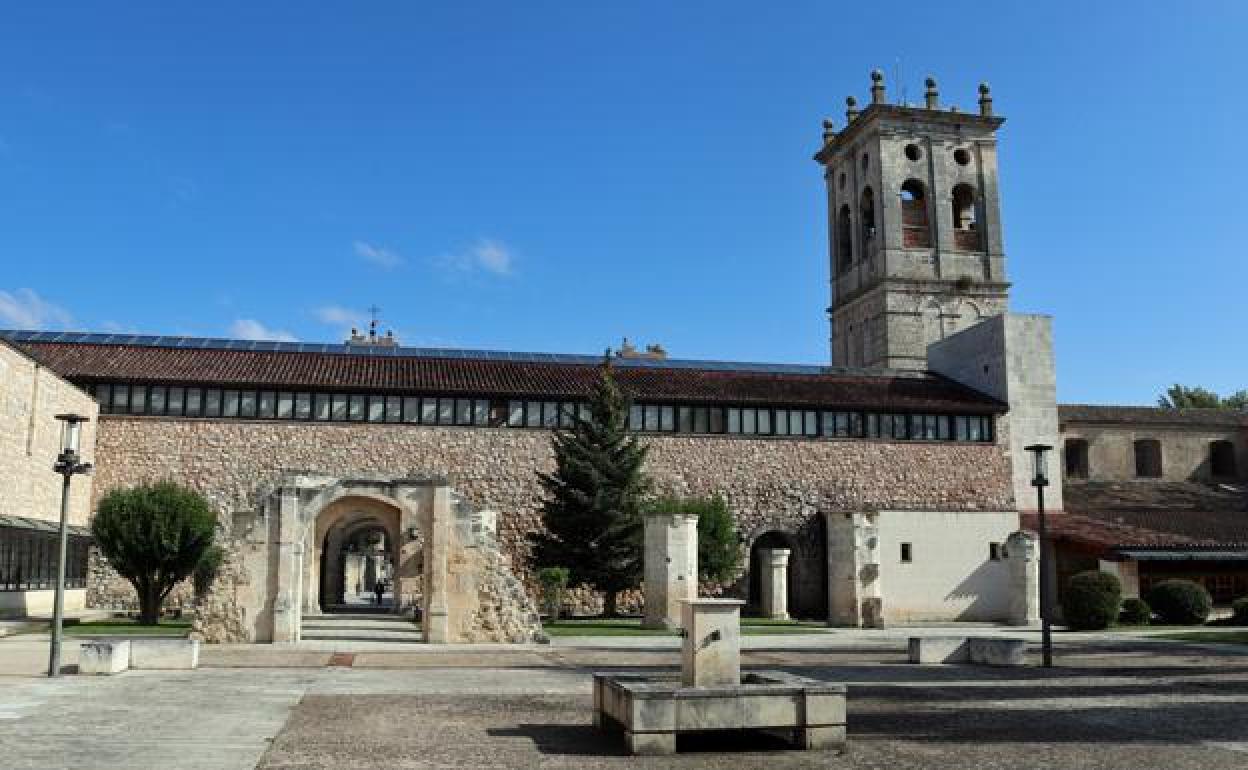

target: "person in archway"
[373,578,386,606]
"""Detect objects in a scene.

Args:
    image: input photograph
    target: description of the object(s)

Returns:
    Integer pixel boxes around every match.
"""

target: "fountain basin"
[593,670,847,755]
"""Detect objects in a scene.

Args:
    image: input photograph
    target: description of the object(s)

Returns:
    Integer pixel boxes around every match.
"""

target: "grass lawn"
[541,617,829,637]
[64,619,192,638]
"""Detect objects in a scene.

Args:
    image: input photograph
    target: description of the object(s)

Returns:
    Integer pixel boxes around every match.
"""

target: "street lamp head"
[54,413,90,454]
[1024,443,1053,487]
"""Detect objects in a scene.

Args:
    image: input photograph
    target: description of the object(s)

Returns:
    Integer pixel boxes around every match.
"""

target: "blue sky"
[1,2,1244,405]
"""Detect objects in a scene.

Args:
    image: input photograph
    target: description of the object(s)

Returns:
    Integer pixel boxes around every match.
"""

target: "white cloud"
[315,305,365,327]
[353,240,404,269]
[0,288,74,329]
[436,238,514,276]
[228,319,298,342]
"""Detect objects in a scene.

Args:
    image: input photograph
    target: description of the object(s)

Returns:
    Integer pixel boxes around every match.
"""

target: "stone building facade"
[0,339,98,616]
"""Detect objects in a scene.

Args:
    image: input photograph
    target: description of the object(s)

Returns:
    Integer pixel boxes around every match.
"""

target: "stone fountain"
[593,598,847,755]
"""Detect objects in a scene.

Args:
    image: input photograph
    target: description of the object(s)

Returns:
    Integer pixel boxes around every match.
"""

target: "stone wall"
[0,340,98,526]
[85,415,1013,619]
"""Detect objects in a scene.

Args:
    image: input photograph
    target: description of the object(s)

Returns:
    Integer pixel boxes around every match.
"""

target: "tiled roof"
[1031,481,1248,550]
[1059,404,1248,428]
[5,334,1005,412]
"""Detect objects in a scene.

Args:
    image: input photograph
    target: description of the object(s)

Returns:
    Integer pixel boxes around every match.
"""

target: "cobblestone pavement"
[1,635,1246,769]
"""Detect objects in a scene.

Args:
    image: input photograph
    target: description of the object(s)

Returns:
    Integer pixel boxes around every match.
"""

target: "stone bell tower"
[814,71,1011,370]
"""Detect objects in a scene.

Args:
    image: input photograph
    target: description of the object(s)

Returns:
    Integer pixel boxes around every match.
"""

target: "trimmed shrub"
[1147,580,1212,625]
[537,566,570,622]
[1118,597,1151,626]
[1061,570,1122,630]
[1230,597,1248,625]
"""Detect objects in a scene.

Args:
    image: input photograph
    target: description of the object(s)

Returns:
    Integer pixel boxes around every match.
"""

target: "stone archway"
[309,497,405,614]
[746,517,828,621]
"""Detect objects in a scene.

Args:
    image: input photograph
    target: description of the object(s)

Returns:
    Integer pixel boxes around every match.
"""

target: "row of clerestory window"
[81,382,996,443]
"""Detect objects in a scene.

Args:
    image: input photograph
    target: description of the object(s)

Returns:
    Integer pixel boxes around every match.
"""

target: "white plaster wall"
[0,588,86,615]
[876,510,1018,623]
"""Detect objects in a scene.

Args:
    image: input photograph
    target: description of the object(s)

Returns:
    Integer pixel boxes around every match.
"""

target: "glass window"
[774,410,789,436]
[968,416,982,442]
[331,394,348,421]
[629,405,643,431]
[345,394,363,421]
[525,401,542,428]
[94,384,111,411]
[456,398,473,425]
[204,389,222,417]
[474,399,489,426]
[167,387,185,415]
[924,414,938,440]
[866,412,879,438]
[542,401,558,428]
[129,385,146,414]
[955,416,969,441]
[879,414,893,438]
[660,406,675,432]
[148,386,166,415]
[489,400,508,427]
[807,411,821,436]
[385,396,402,423]
[312,393,329,420]
[402,396,420,423]
[258,391,276,419]
[937,415,951,440]
[367,395,386,423]
[239,391,257,418]
[821,411,835,436]
[223,390,241,418]
[277,393,295,419]
[422,398,438,425]
[578,403,591,422]
[709,408,724,433]
[893,415,909,440]
[835,412,850,437]
[295,393,312,420]
[742,409,757,435]
[728,408,741,433]
[434,398,451,425]
[184,388,201,417]
[643,405,659,432]
[981,417,994,442]
[756,409,771,434]
[678,407,694,433]
[693,407,708,433]
[910,414,924,439]
[559,402,575,428]
[508,400,525,427]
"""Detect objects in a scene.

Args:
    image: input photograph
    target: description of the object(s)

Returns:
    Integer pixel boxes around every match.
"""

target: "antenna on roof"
[367,304,382,341]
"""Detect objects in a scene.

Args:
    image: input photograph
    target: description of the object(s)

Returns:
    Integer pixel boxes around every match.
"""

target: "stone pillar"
[272,488,303,642]
[760,547,791,620]
[422,485,451,643]
[642,510,699,629]
[680,599,745,687]
[1098,559,1140,599]
[1004,530,1039,626]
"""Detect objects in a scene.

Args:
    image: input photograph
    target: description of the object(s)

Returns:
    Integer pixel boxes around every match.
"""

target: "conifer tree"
[530,355,650,617]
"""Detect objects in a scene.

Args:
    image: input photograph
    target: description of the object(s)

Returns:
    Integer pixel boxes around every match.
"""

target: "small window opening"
[989,543,1002,561]
[1065,438,1089,479]
[900,543,913,563]
[1211,440,1237,478]
[837,204,853,271]
[860,187,876,243]
[1134,439,1163,478]
[951,183,980,250]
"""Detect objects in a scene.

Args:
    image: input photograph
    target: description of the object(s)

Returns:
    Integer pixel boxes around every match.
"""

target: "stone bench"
[129,639,200,670]
[908,636,1026,666]
[79,640,131,675]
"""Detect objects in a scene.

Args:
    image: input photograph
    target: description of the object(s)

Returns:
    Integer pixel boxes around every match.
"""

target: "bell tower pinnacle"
[814,72,1010,370]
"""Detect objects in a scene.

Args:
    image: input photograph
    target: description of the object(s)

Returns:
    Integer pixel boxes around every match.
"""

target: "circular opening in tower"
[904,143,922,162]
[954,148,972,166]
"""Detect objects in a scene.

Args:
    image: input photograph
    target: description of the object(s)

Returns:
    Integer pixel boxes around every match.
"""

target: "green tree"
[1158,384,1248,410]
[536,566,570,622]
[91,482,217,625]
[646,496,741,583]
[529,356,650,617]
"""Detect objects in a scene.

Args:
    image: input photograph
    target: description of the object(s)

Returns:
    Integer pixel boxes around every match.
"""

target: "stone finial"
[978,82,993,116]
[845,95,859,123]
[870,69,886,104]
[821,118,836,143]
[924,76,939,109]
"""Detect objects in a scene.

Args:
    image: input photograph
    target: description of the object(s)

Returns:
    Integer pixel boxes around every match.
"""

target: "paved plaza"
[2,630,1247,769]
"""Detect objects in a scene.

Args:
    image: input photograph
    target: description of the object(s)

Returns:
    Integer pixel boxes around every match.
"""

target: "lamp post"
[1025,443,1053,668]
[49,413,93,678]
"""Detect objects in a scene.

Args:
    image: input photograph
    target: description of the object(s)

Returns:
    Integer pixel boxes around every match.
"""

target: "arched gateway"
[202,473,541,644]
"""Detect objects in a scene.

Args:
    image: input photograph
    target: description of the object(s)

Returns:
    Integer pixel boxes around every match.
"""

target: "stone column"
[760,547,790,620]
[642,510,699,629]
[422,485,451,643]
[271,487,302,642]
[1004,530,1039,626]
[1098,558,1140,599]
